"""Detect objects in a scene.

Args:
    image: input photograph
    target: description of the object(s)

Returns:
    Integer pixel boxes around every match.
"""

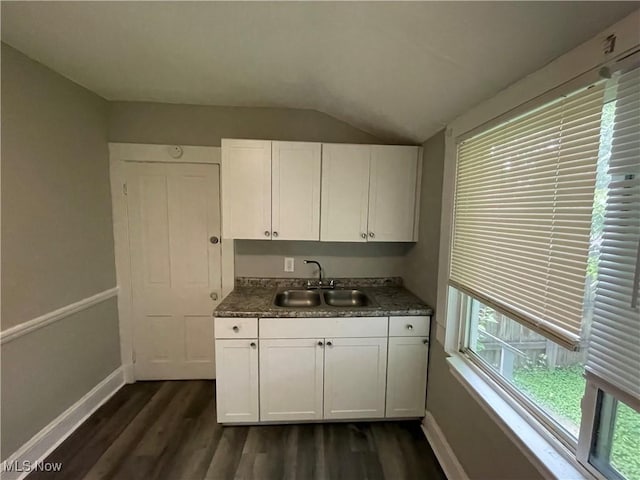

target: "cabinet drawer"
[215,317,258,339]
[389,316,430,337]
[260,317,388,339]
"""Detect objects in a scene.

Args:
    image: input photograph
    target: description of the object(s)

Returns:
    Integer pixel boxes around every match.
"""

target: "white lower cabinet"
[323,337,388,420]
[259,338,324,421]
[214,315,429,424]
[214,338,259,423]
[385,336,429,418]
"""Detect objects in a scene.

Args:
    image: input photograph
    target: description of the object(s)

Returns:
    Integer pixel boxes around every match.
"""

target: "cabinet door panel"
[221,139,271,239]
[368,146,419,242]
[320,144,370,242]
[259,339,324,421]
[386,337,428,418]
[215,339,259,423]
[324,337,387,419]
[272,142,321,240]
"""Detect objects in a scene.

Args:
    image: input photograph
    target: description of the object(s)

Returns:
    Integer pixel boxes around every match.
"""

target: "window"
[448,63,640,479]
[590,392,640,480]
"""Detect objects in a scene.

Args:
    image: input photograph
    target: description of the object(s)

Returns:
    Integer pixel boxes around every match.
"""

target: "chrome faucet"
[303,260,336,289]
[304,260,323,283]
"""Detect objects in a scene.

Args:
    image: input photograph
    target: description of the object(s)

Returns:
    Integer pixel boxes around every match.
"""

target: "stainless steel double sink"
[273,288,377,308]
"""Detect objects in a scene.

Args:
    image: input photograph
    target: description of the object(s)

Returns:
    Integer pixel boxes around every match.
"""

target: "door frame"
[109,143,234,383]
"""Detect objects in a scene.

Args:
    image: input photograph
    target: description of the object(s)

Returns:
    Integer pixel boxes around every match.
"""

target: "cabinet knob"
[232,325,239,332]
[264,231,271,237]
[407,324,413,330]
[317,341,324,347]
[209,236,219,244]
[272,231,279,238]
[369,232,375,238]
[361,233,367,239]
[423,339,428,345]
[326,341,333,347]
[250,342,257,348]
[210,292,218,301]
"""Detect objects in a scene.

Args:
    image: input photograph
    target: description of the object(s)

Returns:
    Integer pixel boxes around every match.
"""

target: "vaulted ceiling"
[2,2,638,143]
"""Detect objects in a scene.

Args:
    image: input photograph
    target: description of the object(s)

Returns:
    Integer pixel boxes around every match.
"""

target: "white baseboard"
[422,411,469,480]
[1,367,124,480]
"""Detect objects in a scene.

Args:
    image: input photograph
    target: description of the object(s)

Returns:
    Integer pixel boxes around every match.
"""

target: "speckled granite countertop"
[214,277,433,318]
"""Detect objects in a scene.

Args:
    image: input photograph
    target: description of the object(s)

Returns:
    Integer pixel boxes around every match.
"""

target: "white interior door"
[323,337,387,419]
[320,144,371,242]
[271,141,321,240]
[259,338,324,421]
[127,162,222,380]
[368,145,419,242]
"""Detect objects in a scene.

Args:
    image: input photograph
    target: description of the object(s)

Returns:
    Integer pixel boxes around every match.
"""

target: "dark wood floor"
[28,381,446,480]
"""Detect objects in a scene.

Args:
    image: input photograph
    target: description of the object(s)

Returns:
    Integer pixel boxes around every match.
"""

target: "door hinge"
[123,183,128,196]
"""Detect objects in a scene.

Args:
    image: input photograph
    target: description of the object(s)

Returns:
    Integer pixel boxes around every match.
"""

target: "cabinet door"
[259,339,324,421]
[385,337,428,418]
[214,339,259,423]
[367,145,420,242]
[221,139,271,239]
[320,144,371,242]
[272,142,321,240]
[324,337,387,419]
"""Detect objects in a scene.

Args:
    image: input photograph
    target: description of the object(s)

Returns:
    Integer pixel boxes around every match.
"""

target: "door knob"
[209,236,219,244]
[264,231,271,237]
[369,232,375,238]
[210,292,218,301]
[361,233,367,239]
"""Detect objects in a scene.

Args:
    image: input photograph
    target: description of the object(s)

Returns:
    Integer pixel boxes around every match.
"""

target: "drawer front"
[215,317,258,339]
[389,316,430,337]
[260,317,388,339]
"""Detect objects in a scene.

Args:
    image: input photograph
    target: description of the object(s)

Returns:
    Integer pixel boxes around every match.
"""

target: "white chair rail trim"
[0,287,119,344]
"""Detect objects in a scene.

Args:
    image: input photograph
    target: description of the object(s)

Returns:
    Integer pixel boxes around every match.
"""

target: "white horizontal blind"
[586,67,640,407]
[451,84,605,350]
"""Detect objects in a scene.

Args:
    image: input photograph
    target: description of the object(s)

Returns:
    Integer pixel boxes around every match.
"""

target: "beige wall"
[1,43,121,460]
[406,130,541,478]
[108,101,384,146]
[403,130,445,308]
[235,240,412,279]
[1,299,121,458]
[2,43,116,329]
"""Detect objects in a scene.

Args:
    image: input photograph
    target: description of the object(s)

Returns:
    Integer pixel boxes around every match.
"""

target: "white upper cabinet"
[221,139,271,240]
[272,141,321,241]
[320,144,371,242]
[321,144,421,242]
[222,139,321,241]
[368,145,421,242]
[222,139,421,242]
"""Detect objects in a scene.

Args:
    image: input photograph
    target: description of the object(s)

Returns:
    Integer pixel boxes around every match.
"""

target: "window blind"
[586,67,640,408]
[450,83,605,350]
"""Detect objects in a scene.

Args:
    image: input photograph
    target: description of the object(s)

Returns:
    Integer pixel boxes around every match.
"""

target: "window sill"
[447,353,594,480]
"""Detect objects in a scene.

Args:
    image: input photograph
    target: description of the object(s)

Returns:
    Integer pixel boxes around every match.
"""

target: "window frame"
[437,29,640,477]
[456,291,581,452]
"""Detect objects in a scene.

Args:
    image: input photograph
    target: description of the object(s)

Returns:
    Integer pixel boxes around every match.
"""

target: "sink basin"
[273,289,322,307]
[323,289,374,307]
